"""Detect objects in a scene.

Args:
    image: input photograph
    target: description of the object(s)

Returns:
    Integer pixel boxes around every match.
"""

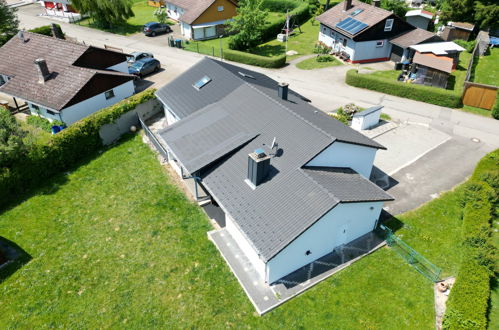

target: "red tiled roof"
[413,52,453,73]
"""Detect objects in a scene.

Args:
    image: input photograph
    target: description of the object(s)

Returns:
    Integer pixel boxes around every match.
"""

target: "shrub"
[454,39,477,53]
[314,41,332,55]
[26,116,64,133]
[492,91,499,120]
[261,0,300,12]
[345,69,462,108]
[316,55,334,62]
[223,49,286,68]
[29,24,64,38]
[0,89,156,209]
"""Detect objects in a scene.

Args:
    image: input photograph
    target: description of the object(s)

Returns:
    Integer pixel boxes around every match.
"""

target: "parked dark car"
[128,58,161,78]
[143,22,172,37]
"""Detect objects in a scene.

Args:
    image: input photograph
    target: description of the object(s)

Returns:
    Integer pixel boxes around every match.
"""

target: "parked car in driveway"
[128,58,161,78]
[127,52,154,65]
[143,22,172,37]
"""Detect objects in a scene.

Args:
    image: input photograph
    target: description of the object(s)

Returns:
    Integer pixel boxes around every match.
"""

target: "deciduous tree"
[0,0,19,46]
[227,0,268,51]
[0,108,26,168]
[71,0,134,28]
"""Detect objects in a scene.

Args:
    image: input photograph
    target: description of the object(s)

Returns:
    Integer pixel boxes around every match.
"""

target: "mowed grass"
[0,134,435,328]
[296,56,342,70]
[79,0,173,35]
[472,48,499,86]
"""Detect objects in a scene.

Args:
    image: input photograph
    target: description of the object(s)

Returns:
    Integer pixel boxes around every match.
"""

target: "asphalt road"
[15,5,499,214]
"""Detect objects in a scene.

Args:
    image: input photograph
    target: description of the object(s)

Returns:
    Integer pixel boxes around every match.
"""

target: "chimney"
[278,82,289,101]
[34,59,51,84]
[18,30,26,42]
[373,0,381,7]
[246,149,271,188]
[344,0,352,11]
[51,23,64,39]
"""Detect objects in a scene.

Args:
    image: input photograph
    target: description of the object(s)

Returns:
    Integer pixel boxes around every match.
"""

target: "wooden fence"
[462,41,497,110]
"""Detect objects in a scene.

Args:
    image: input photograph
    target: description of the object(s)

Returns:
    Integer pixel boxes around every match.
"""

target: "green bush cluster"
[0,89,156,209]
[260,1,310,42]
[345,69,462,108]
[29,24,64,38]
[261,0,300,12]
[224,49,286,68]
[316,55,334,62]
[453,39,477,53]
[314,41,332,55]
[26,116,63,133]
[492,91,499,120]
[443,158,498,329]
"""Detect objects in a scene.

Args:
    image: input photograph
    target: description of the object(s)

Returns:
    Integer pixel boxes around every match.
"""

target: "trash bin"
[168,37,174,47]
[175,39,182,48]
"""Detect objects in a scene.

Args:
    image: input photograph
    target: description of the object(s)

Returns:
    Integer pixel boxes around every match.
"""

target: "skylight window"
[350,9,363,16]
[193,76,212,90]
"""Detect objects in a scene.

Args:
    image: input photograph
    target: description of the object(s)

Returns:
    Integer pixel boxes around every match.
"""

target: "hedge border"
[345,69,462,108]
[0,89,156,210]
[442,151,499,330]
[223,49,286,68]
[29,24,64,38]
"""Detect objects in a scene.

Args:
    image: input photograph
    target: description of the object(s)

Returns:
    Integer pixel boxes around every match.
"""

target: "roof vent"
[246,149,271,189]
[373,0,381,7]
[238,71,255,79]
[344,0,352,11]
[34,59,51,84]
[278,82,289,101]
[18,30,26,42]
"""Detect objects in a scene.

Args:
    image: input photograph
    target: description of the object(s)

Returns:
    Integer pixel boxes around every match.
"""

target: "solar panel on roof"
[335,17,368,34]
[350,8,363,16]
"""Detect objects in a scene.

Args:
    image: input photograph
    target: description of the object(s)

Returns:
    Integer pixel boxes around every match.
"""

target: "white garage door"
[205,26,216,38]
[193,28,204,40]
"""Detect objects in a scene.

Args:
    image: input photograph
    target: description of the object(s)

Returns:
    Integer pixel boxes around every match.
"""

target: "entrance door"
[336,223,348,246]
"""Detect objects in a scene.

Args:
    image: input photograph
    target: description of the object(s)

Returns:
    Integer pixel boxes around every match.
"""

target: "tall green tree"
[71,0,134,28]
[381,0,409,18]
[474,0,499,29]
[0,0,19,46]
[440,0,498,29]
[227,0,268,51]
[0,108,25,168]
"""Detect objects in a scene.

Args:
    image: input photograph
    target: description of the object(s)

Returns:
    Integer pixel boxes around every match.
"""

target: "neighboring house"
[39,0,82,22]
[390,28,442,62]
[316,0,415,63]
[405,9,433,30]
[154,57,393,284]
[441,22,475,41]
[164,0,238,40]
[0,32,135,125]
[408,41,465,88]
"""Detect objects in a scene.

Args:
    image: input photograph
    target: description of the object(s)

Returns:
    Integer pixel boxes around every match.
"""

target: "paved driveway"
[14,5,499,215]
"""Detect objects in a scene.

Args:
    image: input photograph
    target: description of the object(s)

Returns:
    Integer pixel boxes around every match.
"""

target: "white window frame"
[384,19,394,32]
[105,89,115,100]
[217,5,224,11]
[376,40,384,47]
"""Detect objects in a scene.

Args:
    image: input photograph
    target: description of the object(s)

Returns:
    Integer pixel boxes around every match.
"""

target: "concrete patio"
[208,228,386,315]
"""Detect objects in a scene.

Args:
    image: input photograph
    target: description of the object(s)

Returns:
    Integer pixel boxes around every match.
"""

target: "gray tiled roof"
[156,58,390,262]
[302,167,393,202]
[0,32,133,110]
[390,28,439,48]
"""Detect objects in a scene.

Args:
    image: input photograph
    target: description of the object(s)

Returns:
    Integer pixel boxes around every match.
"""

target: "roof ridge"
[212,59,336,141]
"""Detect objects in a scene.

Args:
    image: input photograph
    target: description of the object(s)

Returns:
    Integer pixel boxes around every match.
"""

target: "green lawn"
[79,0,173,36]
[296,55,342,70]
[471,48,499,86]
[0,133,435,328]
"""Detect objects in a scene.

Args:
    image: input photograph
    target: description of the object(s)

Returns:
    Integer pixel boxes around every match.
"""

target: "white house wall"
[60,80,134,125]
[306,141,377,178]
[181,22,192,39]
[28,102,62,122]
[226,214,267,280]
[107,61,128,73]
[266,201,384,283]
[166,3,184,21]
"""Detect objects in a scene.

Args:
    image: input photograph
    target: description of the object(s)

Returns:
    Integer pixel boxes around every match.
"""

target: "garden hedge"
[260,1,310,42]
[29,24,64,38]
[261,0,301,12]
[224,49,286,68]
[443,174,497,329]
[492,91,499,120]
[0,89,156,210]
[345,69,462,108]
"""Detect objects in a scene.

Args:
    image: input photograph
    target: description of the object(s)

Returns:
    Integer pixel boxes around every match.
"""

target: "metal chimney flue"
[278,82,289,101]
[373,0,381,7]
[34,59,51,84]
[246,149,271,188]
[344,0,352,11]
[18,30,26,42]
